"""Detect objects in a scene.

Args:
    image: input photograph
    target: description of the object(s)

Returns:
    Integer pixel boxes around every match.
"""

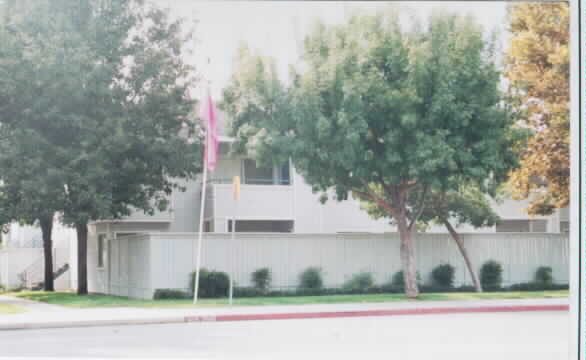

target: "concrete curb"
[0,317,188,331]
[0,304,568,331]
[191,304,569,322]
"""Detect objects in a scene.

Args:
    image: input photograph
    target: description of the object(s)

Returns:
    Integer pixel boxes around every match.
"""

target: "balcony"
[204,180,294,229]
[121,207,173,222]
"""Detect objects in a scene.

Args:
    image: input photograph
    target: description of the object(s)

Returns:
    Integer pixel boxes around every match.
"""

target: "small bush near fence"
[299,267,324,290]
[153,289,191,300]
[390,270,422,291]
[342,272,375,293]
[431,264,455,289]
[535,266,553,286]
[480,260,503,291]
[252,268,272,293]
[189,269,230,298]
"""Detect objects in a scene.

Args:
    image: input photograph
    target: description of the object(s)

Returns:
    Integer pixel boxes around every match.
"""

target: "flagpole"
[193,80,211,305]
[193,154,208,304]
[194,60,215,305]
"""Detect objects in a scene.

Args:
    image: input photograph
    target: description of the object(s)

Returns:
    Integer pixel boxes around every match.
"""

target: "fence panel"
[105,232,569,299]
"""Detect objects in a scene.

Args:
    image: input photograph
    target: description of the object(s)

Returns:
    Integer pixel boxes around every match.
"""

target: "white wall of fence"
[0,247,72,290]
[0,248,43,289]
[90,232,569,299]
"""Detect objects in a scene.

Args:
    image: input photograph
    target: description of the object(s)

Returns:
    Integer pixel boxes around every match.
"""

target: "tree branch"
[351,187,397,219]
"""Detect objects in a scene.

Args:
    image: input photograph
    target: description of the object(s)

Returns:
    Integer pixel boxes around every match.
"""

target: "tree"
[0,128,65,291]
[0,0,202,294]
[361,122,524,293]
[223,9,514,298]
[504,3,569,215]
[0,1,64,290]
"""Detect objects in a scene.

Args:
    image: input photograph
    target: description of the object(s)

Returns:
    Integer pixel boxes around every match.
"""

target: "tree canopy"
[0,0,203,293]
[504,2,569,215]
[223,9,518,298]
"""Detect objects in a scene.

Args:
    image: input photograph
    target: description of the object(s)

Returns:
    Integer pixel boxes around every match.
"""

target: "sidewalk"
[0,296,569,331]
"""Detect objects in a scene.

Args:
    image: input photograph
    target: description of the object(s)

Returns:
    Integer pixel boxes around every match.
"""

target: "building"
[82,110,569,298]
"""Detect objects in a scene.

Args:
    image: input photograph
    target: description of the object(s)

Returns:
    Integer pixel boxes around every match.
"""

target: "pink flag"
[201,92,219,171]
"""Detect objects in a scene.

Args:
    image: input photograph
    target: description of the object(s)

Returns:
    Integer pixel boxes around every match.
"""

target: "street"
[0,311,568,360]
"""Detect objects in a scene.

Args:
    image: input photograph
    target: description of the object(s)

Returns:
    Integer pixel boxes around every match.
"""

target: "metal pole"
[229,206,235,305]
[229,176,239,305]
[193,164,208,304]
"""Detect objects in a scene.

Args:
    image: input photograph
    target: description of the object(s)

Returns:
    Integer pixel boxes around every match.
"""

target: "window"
[204,220,213,233]
[97,234,106,268]
[560,221,569,233]
[227,220,294,233]
[495,219,547,233]
[242,159,290,185]
[278,163,291,185]
[243,159,273,185]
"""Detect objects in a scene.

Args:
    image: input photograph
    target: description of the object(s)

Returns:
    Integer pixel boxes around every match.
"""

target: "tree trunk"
[76,223,88,295]
[39,215,54,291]
[443,219,482,292]
[396,213,419,298]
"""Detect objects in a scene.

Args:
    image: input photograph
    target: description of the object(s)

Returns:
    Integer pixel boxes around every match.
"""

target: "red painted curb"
[184,304,568,323]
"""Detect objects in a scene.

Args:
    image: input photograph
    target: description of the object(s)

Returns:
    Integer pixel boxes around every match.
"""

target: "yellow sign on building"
[233,176,240,200]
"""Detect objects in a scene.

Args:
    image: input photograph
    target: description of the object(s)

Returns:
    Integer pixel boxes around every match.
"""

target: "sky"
[153,1,509,99]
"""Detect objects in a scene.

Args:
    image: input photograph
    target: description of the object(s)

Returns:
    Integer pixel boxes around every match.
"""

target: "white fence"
[0,247,71,290]
[0,248,43,289]
[95,232,569,299]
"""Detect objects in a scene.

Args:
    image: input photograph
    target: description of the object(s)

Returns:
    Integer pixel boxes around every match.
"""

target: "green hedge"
[508,282,568,291]
[480,260,503,291]
[153,282,568,300]
[153,289,191,300]
[189,269,230,298]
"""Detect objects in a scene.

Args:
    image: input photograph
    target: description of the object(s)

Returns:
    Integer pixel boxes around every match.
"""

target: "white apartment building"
[87,109,568,239]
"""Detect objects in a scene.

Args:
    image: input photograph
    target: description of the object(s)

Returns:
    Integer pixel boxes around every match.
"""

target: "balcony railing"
[204,180,294,221]
[208,177,291,186]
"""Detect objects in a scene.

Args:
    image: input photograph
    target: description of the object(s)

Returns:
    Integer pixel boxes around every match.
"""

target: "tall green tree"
[0,0,202,294]
[0,128,64,290]
[223,9,514,298]
[0,0,64,290]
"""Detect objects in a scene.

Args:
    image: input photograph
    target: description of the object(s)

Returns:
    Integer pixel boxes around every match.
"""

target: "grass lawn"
[0,303,26,314]
[6,290,569,309]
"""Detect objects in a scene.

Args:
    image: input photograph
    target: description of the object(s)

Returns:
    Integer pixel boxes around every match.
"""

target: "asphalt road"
[0,311,568,360]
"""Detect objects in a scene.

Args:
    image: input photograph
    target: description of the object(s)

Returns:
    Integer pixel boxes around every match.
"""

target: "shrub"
[508,282,568,292]
[299,267,323,290]
[251,268,272,292]
[390,270,421,290]
[295,288,326,296]
[480,260,503,291]
[234,287,264,298]
[342,272,375,293]
[431,264,455,288]
[153,289,190,300]
[535,266,553,286]
[189,268,230,298]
